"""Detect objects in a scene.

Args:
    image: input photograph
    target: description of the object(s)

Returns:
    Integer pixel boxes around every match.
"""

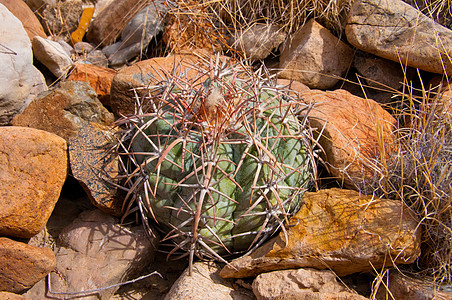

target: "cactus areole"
[116,56,313,272]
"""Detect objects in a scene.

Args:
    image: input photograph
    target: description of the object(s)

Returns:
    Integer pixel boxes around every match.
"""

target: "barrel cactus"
[115,55,314,273]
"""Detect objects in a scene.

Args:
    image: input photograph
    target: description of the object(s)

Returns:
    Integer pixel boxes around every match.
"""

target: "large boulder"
[0,4,35,125]
[0,0,46,40]
[0,127,67,238]
[346,0,452,75]
[221,188,421,278]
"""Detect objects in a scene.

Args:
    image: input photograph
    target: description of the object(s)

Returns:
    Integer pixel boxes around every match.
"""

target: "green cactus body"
[119,59,312,265]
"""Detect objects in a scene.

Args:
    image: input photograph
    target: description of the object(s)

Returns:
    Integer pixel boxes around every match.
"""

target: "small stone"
[73,41,95,54]
[0,126,67,238]
[0,0,46,40]
[279,19,354,89]
[12,80,114,141]
[32,36,73,78]
[0,237,56,293]
[221,188,421,279]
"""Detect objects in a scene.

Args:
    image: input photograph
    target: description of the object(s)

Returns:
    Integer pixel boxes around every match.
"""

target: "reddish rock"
[66,64,117,106]
[0,0,46,40]
[0,127,67,238]
[301,89,396,190]
[220,188,421,279]
[0,237,56,293]
[12,81,114,141]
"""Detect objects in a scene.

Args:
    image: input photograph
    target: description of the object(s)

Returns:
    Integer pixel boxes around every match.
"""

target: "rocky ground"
[1,0,452,299]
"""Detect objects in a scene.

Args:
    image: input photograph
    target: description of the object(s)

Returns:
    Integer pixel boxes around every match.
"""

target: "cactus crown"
[115,55,315,273]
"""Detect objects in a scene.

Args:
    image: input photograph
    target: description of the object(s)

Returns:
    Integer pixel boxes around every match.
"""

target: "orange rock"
[0,127,68,238]
[0,0,46,40]
[67,64,117,106]
[221,188,421,278]
[301,89,396,190]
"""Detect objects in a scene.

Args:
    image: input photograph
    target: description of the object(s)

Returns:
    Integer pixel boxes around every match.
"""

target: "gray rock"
[346,0,452,75]
[0,4,35,125]
[73,41,95,54]
[32,36,73,78]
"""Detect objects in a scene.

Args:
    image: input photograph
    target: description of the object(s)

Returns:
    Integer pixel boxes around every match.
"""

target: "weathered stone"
[69,123,123,215]
[85,50,108,67]
[0,237,56,293]
[73,41,95,54]
[86,0,153,47]
[375,270,452,300]
[12,81,114,141]
[0,4,35,125]
[346,0,452,75]
[26,209,158,300]
[300,89,396,190]
[66,63,117,106]
[253,268,368,300]
[0,0,46,40]
[279,19,354,89]
[230,23,287,60]
[32,36,73,78]
[0,127,67,238]
[0,292,30,299]
[165,262,255,300]
[220,188,421,279]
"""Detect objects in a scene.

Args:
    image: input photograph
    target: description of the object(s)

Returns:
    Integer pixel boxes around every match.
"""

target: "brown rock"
[301,89,396,190]
[40,0,83,40]
[12,81,114,141]
[165,262,255,300]
[0,0,46,40]
[375,270,452,300]
[252,268,368,300]
[26,209,158,300]
[220,188,421,279]
[0,291,30,299]
[68,123,123,215]
[86,0,152,47]
[279,19,354,89]
[346,0,452,76]
[66,63,117,106]
[0,237,56,293]
[0,127,67,238]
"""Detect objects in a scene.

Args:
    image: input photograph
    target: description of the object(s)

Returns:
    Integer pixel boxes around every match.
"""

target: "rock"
[279,19,354,89]
[66,63,117,106]
[0,4,35,125]
[346,0,452,76]
[40,0,83,40]
[0,127,67,238]
[0,0,46,40]
[353,50,405,91]
[252,268,368,300]
[73,41,95,54]
[0,237,56,293]
[12,81,114,141]
[86,0,153,47]
[229,23,287,61]
[26,209,158,300]
[32,36,73,78]
[110,53,215,116]
[68,123,123,216]
[375,270,452,300]
[84,49,108,67]
[0,292,30,299]
[105,3,167,66]
[300,89,396,190]
[220,188,421,279]
[165,261,255,300]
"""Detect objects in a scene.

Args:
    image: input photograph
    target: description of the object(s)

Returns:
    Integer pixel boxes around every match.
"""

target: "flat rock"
[279,19,354,89]
[346,0,452,75]
[300,89,396,190]
[0,4,35,125]
[0,292,30,299]
[0,126,67,238]
[252,268,368,300]
[220,188,421,278]
[0,0,46,40]
[26,209,158,300]
[0,237,56,293]
[165,261,255,300]
[32,36,73,78]
[12,80,114,141]
[66,63,117,106]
